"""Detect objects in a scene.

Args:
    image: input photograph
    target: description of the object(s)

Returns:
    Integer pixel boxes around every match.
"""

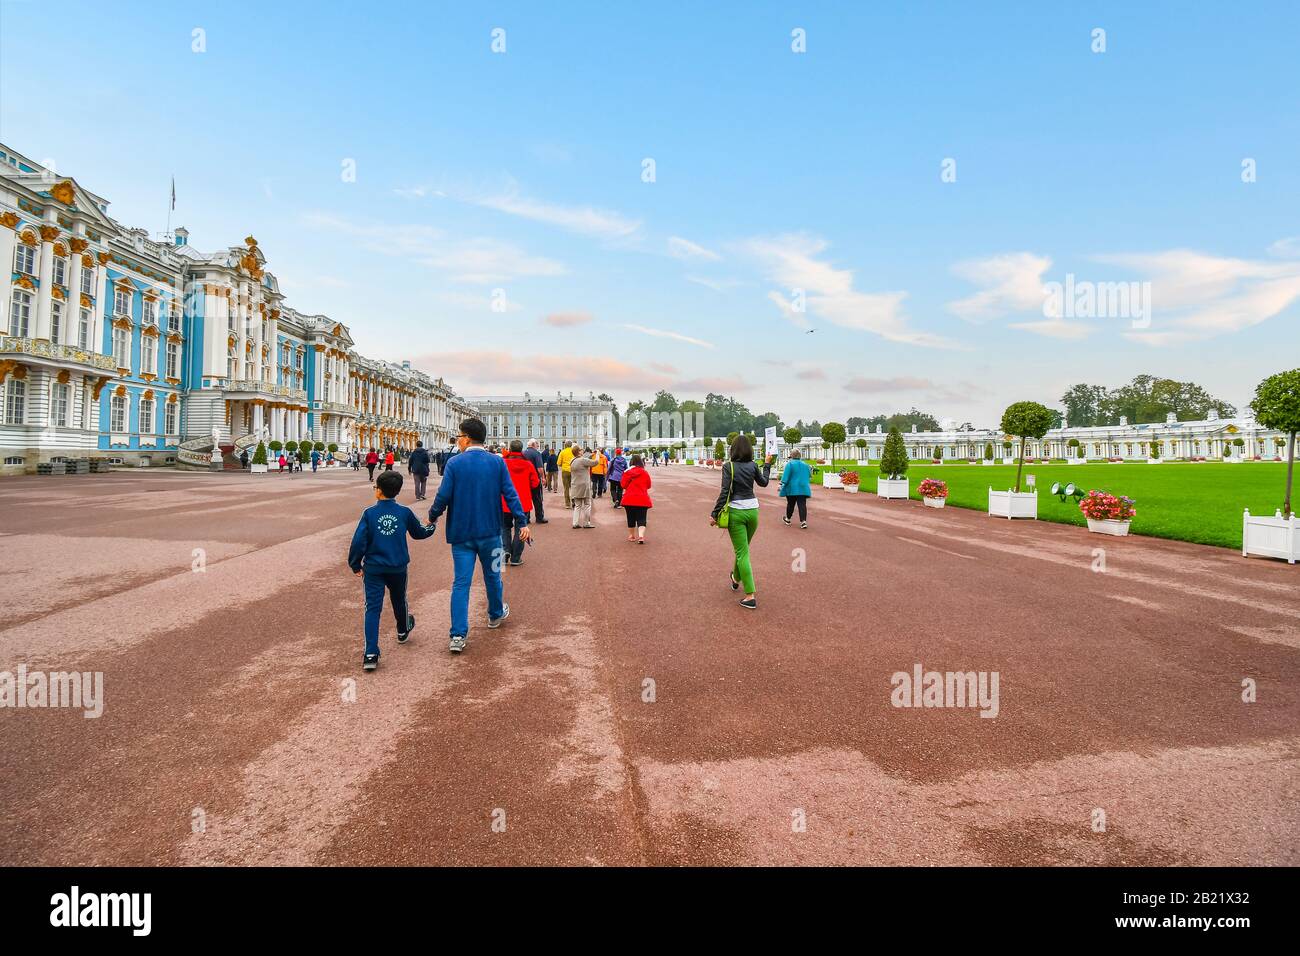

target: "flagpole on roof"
[165,176,175,238]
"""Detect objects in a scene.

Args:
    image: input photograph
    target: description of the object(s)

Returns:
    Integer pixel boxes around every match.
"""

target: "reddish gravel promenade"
[0,464,1296,866]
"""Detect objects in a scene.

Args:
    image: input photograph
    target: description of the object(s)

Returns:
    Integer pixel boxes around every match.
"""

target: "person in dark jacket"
[709,435,774,610]
[428,418,530,654]
[607,448,628,508]
[408,441,432,500]
[544,446,559,492]
[347,469,436,671]
[524,439,547,522]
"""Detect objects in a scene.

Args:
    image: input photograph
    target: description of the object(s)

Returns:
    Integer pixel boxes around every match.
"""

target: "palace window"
[53,256,67,286]
[141,335,156,374]
[3,378,25,425]
[113,327,130,370]
[165,400,177,435]
[139,398,154,434]
[143,299,157,326]
[8,289,32,336]
[51,302,63,344]
[110,394,126,432]
[13,243,35,276]
[166,341,179,379]
[51,382,69,427]
[78,309,90,349]
[81,267,93,295]
[114,287,131,317]
[167,307,180,333]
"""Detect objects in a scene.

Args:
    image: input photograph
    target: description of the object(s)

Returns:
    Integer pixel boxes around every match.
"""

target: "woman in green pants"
[709,435,774,609]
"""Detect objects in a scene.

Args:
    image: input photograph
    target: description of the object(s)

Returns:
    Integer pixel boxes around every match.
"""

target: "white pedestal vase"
[1242,510,1298,564]
[1146,458,1162,464]
[923,496,946,509]
[1087,518,1131,536]
[250,463,268,474]
[823,472,844,489]
[844,483,860,494]
[1001,457,1015,465]
[988,487,1037,519]
[877,477,909,500]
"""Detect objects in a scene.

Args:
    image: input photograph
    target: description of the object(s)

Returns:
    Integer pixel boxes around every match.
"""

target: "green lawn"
[801,460,1292,550]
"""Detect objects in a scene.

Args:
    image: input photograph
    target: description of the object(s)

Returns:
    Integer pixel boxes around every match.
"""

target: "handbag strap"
[724,460,735,507]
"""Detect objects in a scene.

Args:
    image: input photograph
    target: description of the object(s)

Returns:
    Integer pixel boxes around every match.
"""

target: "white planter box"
[1087,518,1131,536]
[923,496,946,509]
[1067,458,1087,465]
[823,472,844,489]
[982,460,995,466]
[877,477,909,499]
[250,464,268,474]
[1002,457,1015,465]
[988,487,1037,519]
[1146,459,1162,464]
[1243,510,1298,564]
[844,484,860,494]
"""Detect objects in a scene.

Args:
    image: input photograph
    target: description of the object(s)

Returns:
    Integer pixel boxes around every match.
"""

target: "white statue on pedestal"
[210,425,223,465]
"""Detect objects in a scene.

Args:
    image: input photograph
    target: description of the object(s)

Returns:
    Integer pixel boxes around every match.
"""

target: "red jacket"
[365,451,379,465]
[502,451,540,512]
[619,466,652,508]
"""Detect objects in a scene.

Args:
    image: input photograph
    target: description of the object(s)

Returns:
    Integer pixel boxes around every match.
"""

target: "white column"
[93,254,108,355]
[0,224,15,326]
[33,227,56,340]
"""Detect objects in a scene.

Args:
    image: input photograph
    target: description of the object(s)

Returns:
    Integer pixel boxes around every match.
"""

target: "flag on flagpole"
[170,177,176,210]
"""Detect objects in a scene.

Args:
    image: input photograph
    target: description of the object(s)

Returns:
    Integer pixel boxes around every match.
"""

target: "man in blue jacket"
[348,469,437,671]
[428,417,530,654]
[408,440,431,500]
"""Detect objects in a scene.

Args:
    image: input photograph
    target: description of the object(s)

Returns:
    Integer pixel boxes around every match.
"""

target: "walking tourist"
[365,448,379,482]
[620,454,652,543]
[778,449,812,529]
[607,448,628,508]
[558,440,577,508]
[384,448,395,471]
[427,418,530,655]
[347,469,436,672]
[569,446,596,529]
[545,446,558,492]
[591,448,608,498]
[408,440,431,500]
[311,447,321,472]
[709,435,774,610]
[524,439,548,523]
[501,440,539,566]
[241,449,250,470]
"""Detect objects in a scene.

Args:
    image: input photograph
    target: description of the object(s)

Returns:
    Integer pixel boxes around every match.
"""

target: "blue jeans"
[363,569,408,657]
[450,536,505,637]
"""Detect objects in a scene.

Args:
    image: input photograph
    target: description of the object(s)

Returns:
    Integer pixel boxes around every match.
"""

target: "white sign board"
[764,426,777,450]
[1026,474,1036,488]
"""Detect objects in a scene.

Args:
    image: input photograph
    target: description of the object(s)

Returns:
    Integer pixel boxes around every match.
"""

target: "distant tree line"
[1059,374,1236,428]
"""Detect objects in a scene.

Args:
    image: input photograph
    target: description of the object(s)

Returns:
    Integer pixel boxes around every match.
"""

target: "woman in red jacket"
[619,455,653,543]
[365,448,379,483]
[501,440,540,565]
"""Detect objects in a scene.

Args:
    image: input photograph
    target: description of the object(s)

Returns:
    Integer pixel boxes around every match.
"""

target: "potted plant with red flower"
[918,477,948,509]
[1079,489,1136,536]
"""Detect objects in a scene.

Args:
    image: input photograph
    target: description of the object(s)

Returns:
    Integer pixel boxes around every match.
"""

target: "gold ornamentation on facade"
[53,242,67,257]
[15,276,34,290]
[142,389,155,400]
[96,252,110,265]
[38,225,59,243]
[112,317,133,330]
[0,212,19,229]
[19,229,37,246]
[69,237,89,254]
[51,286,65,300]
[81,254,93,269]
[80,293,91,307]
[56,370,70,384]
[50,181,76,206]
[11,363,28,380]
[141,326,160,338]
[113,385,127,397]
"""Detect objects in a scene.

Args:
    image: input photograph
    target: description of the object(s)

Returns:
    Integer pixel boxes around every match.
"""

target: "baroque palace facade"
[469,392,616,449]
[0,144,474,474]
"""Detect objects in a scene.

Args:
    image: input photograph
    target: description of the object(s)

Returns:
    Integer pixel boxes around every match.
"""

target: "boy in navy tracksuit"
[347,469,435,671]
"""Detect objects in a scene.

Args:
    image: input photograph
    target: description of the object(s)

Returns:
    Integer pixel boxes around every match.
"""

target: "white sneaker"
[488,603,510,628]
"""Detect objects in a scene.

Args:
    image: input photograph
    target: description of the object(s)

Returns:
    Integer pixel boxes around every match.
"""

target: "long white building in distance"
[0,143,475,473]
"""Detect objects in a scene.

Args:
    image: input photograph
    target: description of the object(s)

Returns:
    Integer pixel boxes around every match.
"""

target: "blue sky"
[2,0,1297,425]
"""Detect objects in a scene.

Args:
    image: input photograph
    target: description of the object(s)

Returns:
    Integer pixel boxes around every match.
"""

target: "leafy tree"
[284,440,298,453]
[269,440,283,453]
[726,431,739,446]
[1251,368,1300,517]
[252,441,267,466]
[713,438,725,460]
[855,437,867,449]
[782,427,802,446]
[650,390,678,414]
[1101,374,1235,424]
[984,443,994,460]
[1060,384,1109,427]
[821,422,846,462]
[879,426,908,480]
[1000,401,1055,492]
[313,441,325,452]
[328,443,339,453]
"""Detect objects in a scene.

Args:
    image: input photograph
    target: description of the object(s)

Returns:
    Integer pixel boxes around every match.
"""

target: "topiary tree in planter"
[269,440,283,453]
[782,426,802,450]
[1251,368,1300,517]
[1067,437,1081,459]
[251,441,267,466]
[879,426,908,480]
[284,440,298,454]
[1149,440,1161,459]
[328,442,339,454]
[983,442,994,461]
[726,431,739,448]
[714,438,726,461]
[313,441,325,452]
[821,422,846,465]
[1000,401,1055,492]
[855,437,867,460]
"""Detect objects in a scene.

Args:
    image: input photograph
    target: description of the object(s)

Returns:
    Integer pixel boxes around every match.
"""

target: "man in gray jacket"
[568,447,596,529]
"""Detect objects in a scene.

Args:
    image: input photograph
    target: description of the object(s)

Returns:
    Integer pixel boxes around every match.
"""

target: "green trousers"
[726,507,760,593]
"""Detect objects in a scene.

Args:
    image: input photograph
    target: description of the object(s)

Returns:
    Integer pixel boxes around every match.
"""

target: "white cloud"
[472,184,640,239]
[947,253,1052,321]
[686,274,742,293]
[1267,237,1300,259]
[745,233,959,348]
[668,236,720,261]
[1008,319,1094,340]
[622,324,715,349]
